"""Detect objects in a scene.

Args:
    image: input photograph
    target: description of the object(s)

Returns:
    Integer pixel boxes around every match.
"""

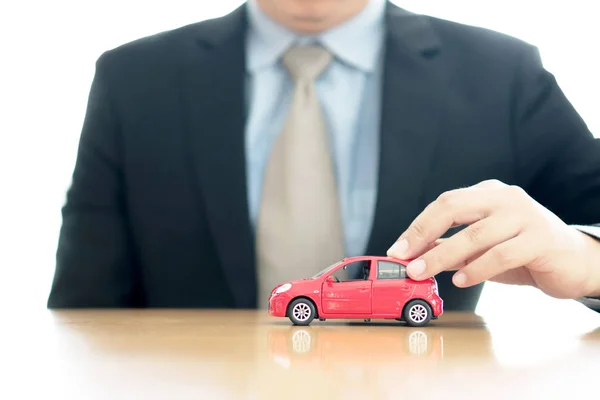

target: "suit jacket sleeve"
[47,53,141,308]
[572,224,600,312]
[512,45,600,311]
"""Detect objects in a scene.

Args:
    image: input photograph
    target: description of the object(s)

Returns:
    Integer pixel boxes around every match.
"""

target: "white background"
[0,0,598,316]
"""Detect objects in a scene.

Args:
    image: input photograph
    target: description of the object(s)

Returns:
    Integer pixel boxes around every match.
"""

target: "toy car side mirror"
[326,276,337,283]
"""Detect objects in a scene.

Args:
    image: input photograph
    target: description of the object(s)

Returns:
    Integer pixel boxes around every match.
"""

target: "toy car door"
[371,259,414,315]
[321,259,373,314]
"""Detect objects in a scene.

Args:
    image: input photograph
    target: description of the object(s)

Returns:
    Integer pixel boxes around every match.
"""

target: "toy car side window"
[332,260,370,282]
[377,261,407,279]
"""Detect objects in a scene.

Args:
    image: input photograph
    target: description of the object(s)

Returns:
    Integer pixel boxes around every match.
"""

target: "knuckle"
[436,190,456,207]
[425,252,445,272]
[408,221,428,241]
[489,247,512,266]
[506,184,527,199]
[476,179,506,189]
[463,223,485,244]
[485,179,505,187]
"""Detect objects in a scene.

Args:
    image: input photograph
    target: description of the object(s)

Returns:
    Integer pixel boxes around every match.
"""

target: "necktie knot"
[282,44,332,81]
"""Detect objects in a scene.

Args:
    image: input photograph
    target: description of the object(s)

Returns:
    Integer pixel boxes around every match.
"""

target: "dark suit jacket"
[47,2,600,310]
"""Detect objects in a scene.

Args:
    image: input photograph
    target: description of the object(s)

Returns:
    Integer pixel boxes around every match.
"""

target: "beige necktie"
[256,44,345,307]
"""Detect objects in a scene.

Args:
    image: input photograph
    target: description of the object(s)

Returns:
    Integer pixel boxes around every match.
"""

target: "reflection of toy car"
[267,325,444,369]
[268,256,443,327]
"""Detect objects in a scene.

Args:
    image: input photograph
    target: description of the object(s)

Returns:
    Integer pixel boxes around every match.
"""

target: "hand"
[387,180,600,299]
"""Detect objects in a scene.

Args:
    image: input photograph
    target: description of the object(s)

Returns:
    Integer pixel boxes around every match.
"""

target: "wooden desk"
[5,305,600,399]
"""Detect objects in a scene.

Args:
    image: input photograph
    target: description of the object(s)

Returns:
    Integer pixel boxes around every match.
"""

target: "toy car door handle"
[359,288,369,292]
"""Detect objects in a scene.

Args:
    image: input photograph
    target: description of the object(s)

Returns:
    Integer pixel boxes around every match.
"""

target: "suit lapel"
[179,5,257,308]
[366,4,448,255]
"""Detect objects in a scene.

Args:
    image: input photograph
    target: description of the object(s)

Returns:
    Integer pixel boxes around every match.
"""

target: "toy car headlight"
[275,283,292,294]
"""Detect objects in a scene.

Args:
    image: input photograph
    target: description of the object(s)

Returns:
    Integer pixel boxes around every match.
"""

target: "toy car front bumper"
[268,293,289,317]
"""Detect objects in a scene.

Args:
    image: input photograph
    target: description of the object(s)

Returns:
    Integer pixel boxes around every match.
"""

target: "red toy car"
[268,255,443,327]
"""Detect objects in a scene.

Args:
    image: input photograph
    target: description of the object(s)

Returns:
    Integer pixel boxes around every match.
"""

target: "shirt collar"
[246,0,386,73]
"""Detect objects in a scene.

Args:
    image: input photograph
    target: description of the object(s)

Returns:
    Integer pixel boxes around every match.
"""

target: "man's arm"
[571,224,600,240]
[512,45,600,228]
[513,45,600,308]
[573,224,600,311]
[47,53,141,308]
[387,43,600,310]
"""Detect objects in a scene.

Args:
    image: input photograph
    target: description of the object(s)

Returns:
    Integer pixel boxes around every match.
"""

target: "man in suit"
[47,0,600,312]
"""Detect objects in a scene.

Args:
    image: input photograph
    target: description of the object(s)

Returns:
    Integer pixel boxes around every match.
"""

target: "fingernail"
[387,239,408,257]
[453,272,467,287]
[407,259,426,277]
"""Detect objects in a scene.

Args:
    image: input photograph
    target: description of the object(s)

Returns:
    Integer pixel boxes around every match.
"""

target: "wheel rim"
[292,303,312,322]
[409,304,428,323]
[292,329,311,353]
[408,331,428,355]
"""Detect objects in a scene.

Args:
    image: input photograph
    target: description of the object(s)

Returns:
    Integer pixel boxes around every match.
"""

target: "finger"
[488,268,537,287]
[387,187,498,259]
[451,233,539,288]
[404,214,520,280]
[410,247,488,274]
[390,239,443,264]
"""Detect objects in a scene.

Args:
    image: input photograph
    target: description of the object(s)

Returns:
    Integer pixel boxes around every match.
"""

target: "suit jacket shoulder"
[95,5,246,81]
[426,15,536,56]
[409,13,543,91]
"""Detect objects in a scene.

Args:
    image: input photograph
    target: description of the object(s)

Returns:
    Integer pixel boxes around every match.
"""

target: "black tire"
[403,300,432,327]
[288,298,316,326]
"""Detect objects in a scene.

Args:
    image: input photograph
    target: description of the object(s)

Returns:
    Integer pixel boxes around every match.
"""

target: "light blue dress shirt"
[244,0,386,257]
